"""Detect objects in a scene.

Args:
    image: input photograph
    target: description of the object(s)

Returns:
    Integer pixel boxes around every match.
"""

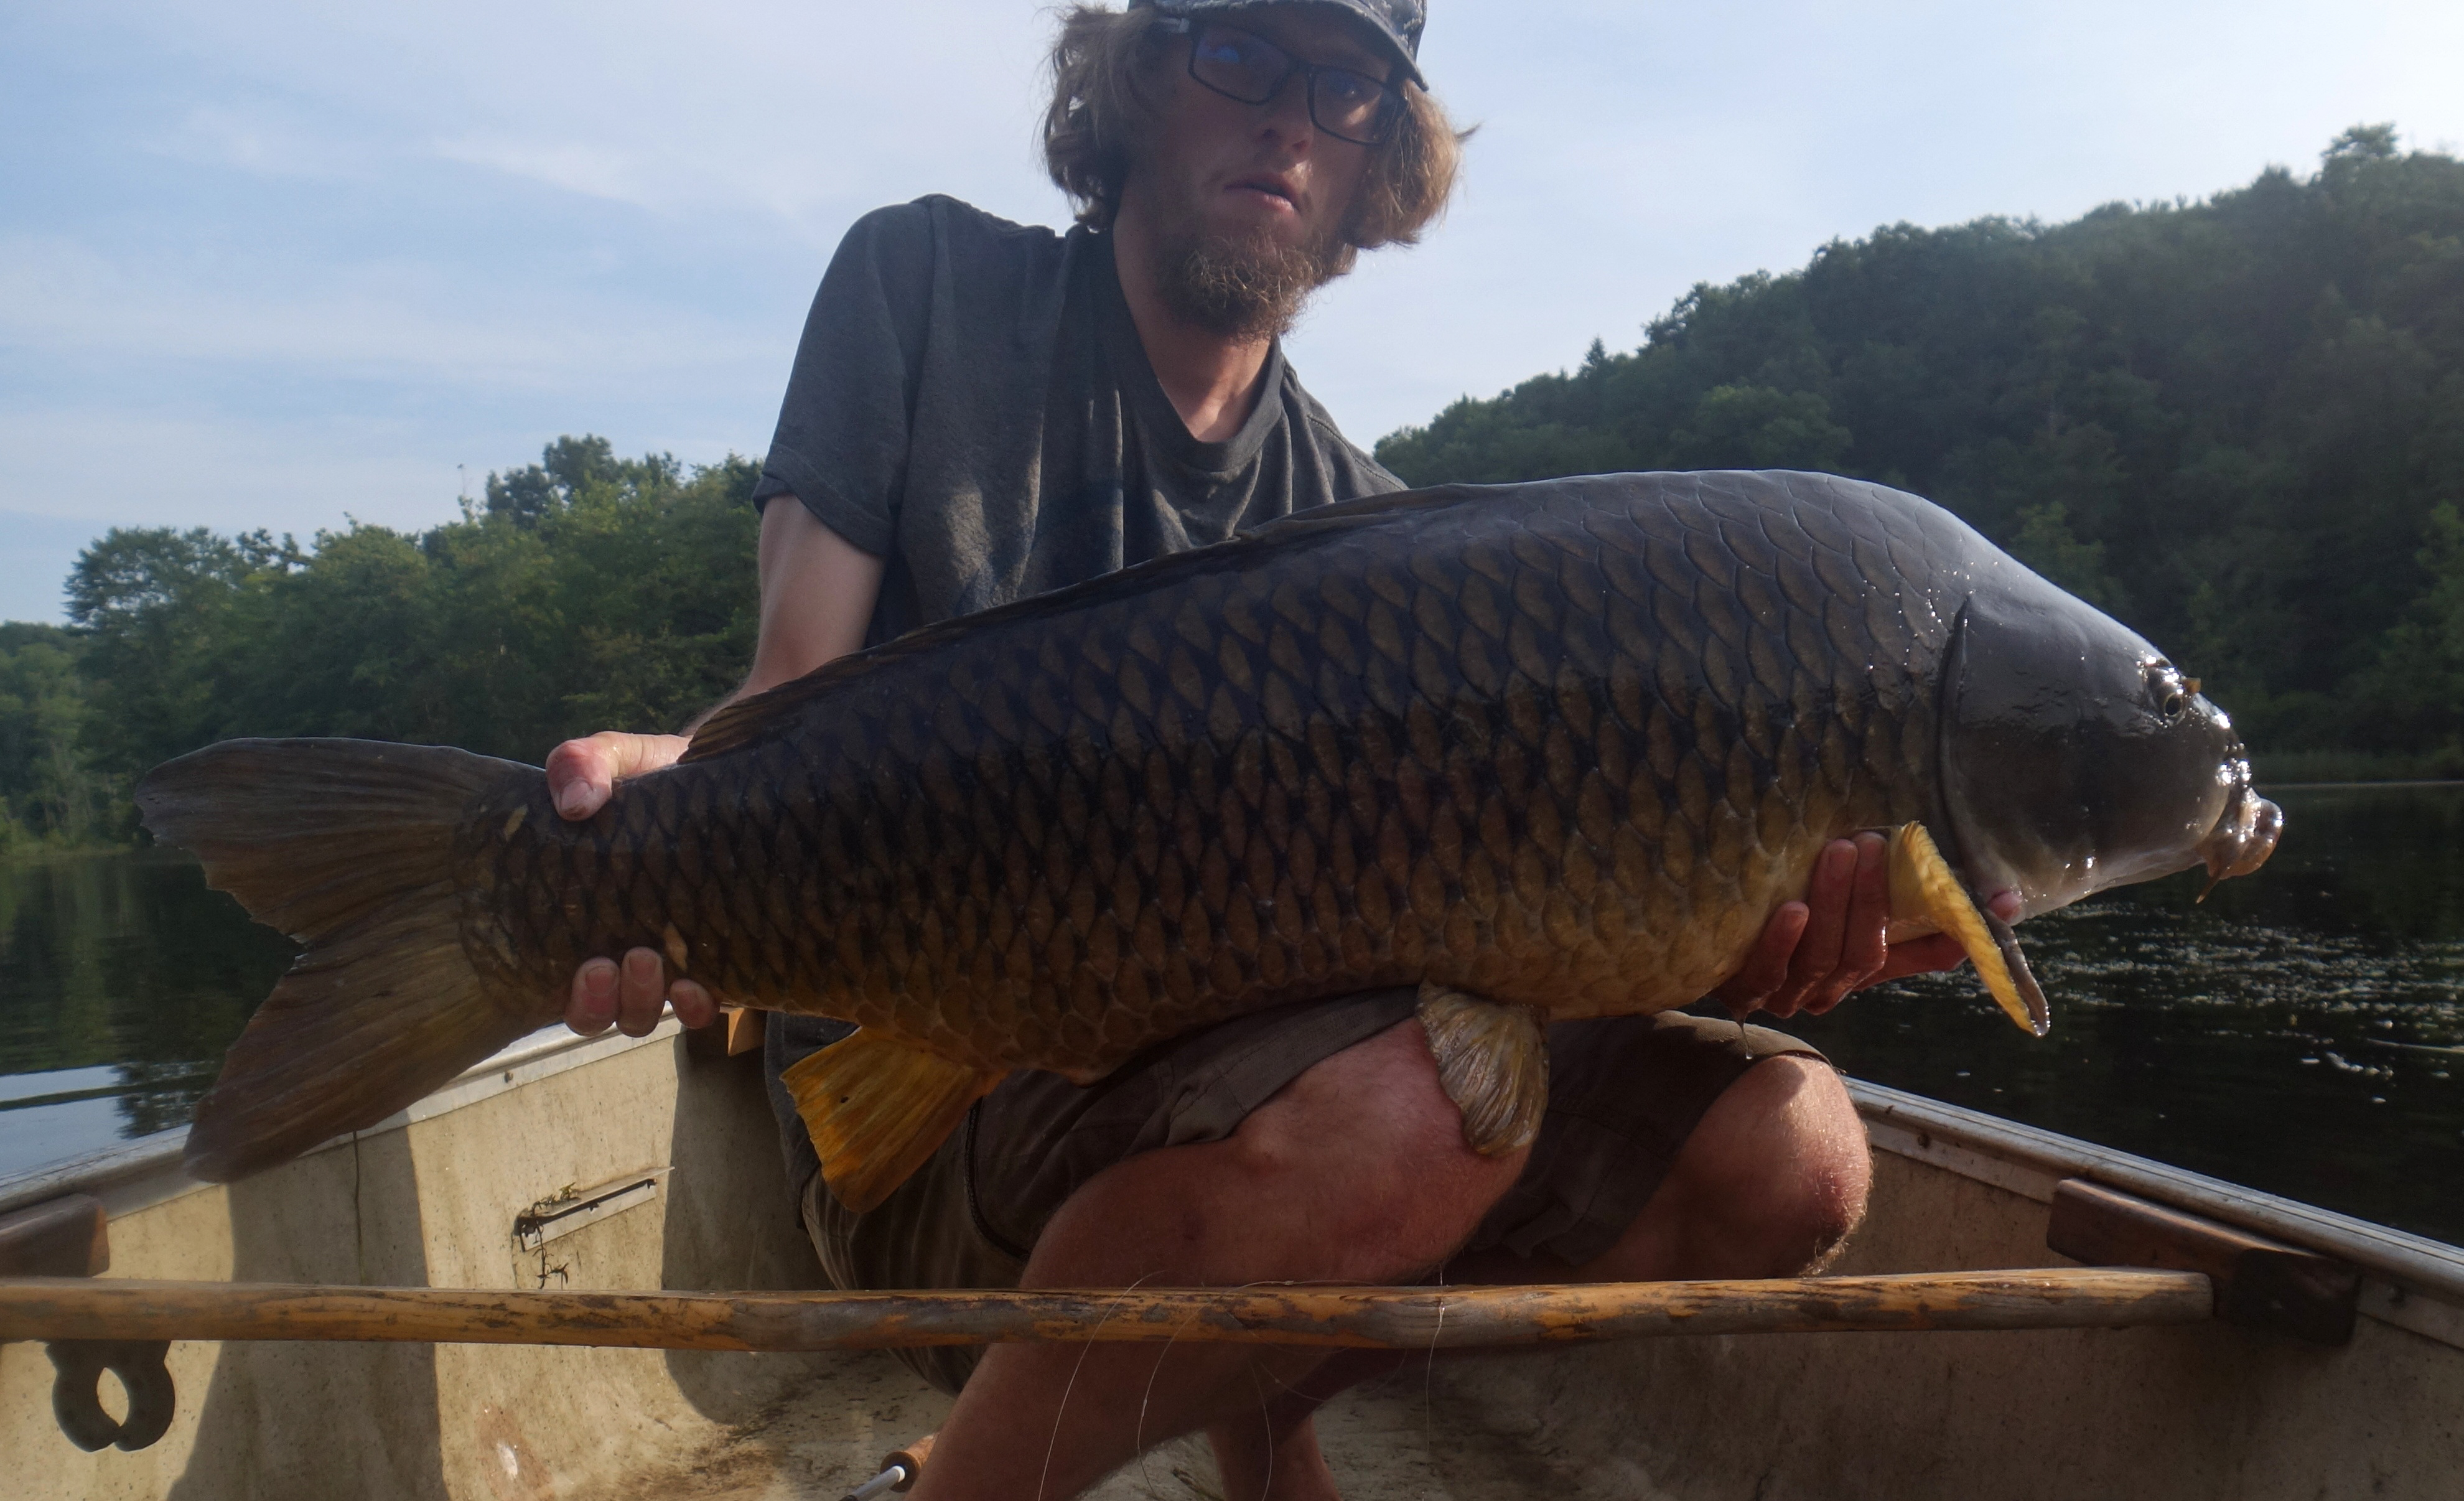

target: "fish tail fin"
[136,738,546,1181]
[1887,821,2050,1037]
[781,1030,1002,1213]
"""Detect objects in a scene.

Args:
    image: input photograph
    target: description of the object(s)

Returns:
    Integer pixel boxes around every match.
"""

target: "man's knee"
[1223,1018,1526,1278]
[1579,1054,1870,1281]
[1686,1055,1872,1269]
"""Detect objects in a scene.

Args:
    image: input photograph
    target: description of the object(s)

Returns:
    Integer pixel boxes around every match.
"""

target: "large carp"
[142,470,2281,1207]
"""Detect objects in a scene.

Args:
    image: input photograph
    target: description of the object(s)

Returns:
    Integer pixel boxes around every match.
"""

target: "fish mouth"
[2195,779,2284,900]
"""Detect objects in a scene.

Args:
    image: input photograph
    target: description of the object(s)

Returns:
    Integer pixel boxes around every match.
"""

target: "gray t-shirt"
[753,195,1405,1186]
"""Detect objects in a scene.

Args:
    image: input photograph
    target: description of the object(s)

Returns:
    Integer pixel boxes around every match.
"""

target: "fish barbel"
[139,470,2282,1205]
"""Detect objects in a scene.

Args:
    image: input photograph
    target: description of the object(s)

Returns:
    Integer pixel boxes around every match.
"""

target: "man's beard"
[1141,180,1358,341]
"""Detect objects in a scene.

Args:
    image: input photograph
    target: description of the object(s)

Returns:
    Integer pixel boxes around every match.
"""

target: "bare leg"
[1217,1055,1875,1473]
[1531,1054,1874,1284]
[1206,1385,1345,1501]
[906,1018,1528,1501]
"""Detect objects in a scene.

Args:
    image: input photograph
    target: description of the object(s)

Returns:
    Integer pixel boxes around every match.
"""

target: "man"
[545,4,2003,1496]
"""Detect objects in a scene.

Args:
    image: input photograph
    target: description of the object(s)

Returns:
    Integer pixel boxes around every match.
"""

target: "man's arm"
[549,499,886,1037]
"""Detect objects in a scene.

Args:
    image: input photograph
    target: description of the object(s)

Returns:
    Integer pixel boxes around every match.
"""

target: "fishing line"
[351,1131,366,1284]
[1128,1281,1202,1499]
[1036,1271,1155,1501]
[1422,1264,1447,1478]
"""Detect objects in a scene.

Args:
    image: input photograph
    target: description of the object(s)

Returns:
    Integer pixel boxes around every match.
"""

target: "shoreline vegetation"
[4,129,2462,849]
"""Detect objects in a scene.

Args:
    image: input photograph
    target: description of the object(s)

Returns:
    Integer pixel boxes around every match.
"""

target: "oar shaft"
[0,1269,2210,1352]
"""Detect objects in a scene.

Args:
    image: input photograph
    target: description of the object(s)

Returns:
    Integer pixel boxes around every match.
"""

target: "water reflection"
[0,851,292,1172]
[1775,783,2464,1246]
[0,788,2457,1246]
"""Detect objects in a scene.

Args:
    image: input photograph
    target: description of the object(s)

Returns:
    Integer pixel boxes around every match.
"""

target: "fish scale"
[450,471,1936,1077]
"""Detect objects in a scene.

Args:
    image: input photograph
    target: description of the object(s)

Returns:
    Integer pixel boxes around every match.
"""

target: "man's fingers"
[544,734,620,821]
[617,947,666,1036]
[1788,839,1857,976]
[546,731,694,821]
[670,979,717,1030]
[1712,900,1808,1016]
[1864,889,2025,986]
[1803,833,1892,1014]
[1753,839,1857,1017]
[568,954,712,1036]
[1872,933,1968,983]
[567,957,618,1036]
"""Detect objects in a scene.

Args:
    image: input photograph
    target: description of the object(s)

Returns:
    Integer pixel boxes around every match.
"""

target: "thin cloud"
[432,136,659,209]
[150,103,377,180]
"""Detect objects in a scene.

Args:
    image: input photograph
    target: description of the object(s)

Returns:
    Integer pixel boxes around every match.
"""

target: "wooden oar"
[0,1268,2210,1351]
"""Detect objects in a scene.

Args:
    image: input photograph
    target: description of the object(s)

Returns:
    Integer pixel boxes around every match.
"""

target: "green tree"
[0,624,107,848]
[38,438,763,841]
[1376,128,2464,754]
[2358,502,2464,750]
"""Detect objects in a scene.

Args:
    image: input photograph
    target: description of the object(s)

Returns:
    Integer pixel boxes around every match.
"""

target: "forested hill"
[1376,126,2464,757]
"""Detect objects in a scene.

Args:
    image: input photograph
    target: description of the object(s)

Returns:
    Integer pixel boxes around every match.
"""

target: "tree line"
[4,128,2462,849]
[0,439,760,849]
[1376,126,2464,765]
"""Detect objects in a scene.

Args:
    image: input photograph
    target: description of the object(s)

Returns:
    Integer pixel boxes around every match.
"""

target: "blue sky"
[4,0,2461,623]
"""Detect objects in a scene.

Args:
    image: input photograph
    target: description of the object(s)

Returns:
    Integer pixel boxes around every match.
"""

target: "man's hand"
[1712,832,2024,1021]
[544,501,889,1040]
[545,731,717,1037]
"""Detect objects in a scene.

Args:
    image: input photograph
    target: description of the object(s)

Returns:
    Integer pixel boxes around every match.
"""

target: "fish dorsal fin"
[1416,983,1550,1155]
[680,670,856,764]
[778,1029,1003,1213]
[1887,823,2050,1036]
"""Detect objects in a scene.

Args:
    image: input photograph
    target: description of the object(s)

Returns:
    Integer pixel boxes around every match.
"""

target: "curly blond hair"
[1042,4,1466,251]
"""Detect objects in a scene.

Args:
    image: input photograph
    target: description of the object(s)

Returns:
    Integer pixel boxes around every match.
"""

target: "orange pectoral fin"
[1887,823,2050,1037]
[780,1030,1003,1214]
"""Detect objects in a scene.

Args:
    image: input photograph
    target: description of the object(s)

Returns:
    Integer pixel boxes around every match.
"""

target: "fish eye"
[2145,661,2188,722]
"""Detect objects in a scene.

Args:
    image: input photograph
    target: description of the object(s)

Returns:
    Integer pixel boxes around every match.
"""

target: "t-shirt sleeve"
[1302,403,1411,501]
[749,201,941,557]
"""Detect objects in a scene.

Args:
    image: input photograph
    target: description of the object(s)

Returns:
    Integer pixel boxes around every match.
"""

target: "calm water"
[2,787,2459,1245]
[0,851,293,1175]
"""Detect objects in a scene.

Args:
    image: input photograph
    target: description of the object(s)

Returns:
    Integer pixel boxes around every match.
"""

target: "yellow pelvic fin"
[780,1029,1003,1213]
[1416,983,1550,1156]
[1886,823,2050,1037]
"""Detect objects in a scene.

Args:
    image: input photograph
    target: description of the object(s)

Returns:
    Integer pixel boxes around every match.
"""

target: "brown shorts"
[798,992,1823,1394]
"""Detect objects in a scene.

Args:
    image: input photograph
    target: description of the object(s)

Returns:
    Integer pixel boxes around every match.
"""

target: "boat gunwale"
[4,1027,2456,1345]
[0,1019,684,1221]
[1849,1079,2464,1303]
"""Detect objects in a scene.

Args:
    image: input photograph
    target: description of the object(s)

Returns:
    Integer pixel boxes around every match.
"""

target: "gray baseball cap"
[1129,0,1428,89]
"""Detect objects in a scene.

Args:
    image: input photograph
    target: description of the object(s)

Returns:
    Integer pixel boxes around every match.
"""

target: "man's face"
[1123,5,1393,338]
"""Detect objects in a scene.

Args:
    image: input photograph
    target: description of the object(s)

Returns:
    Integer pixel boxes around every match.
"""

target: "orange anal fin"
[780,1031,1002,1213]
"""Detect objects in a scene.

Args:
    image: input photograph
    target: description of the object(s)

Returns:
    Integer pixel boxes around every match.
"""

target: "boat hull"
[4,1024,2458,1499]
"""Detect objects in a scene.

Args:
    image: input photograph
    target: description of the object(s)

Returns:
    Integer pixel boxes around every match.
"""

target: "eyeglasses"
[1162,20,1404,147]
